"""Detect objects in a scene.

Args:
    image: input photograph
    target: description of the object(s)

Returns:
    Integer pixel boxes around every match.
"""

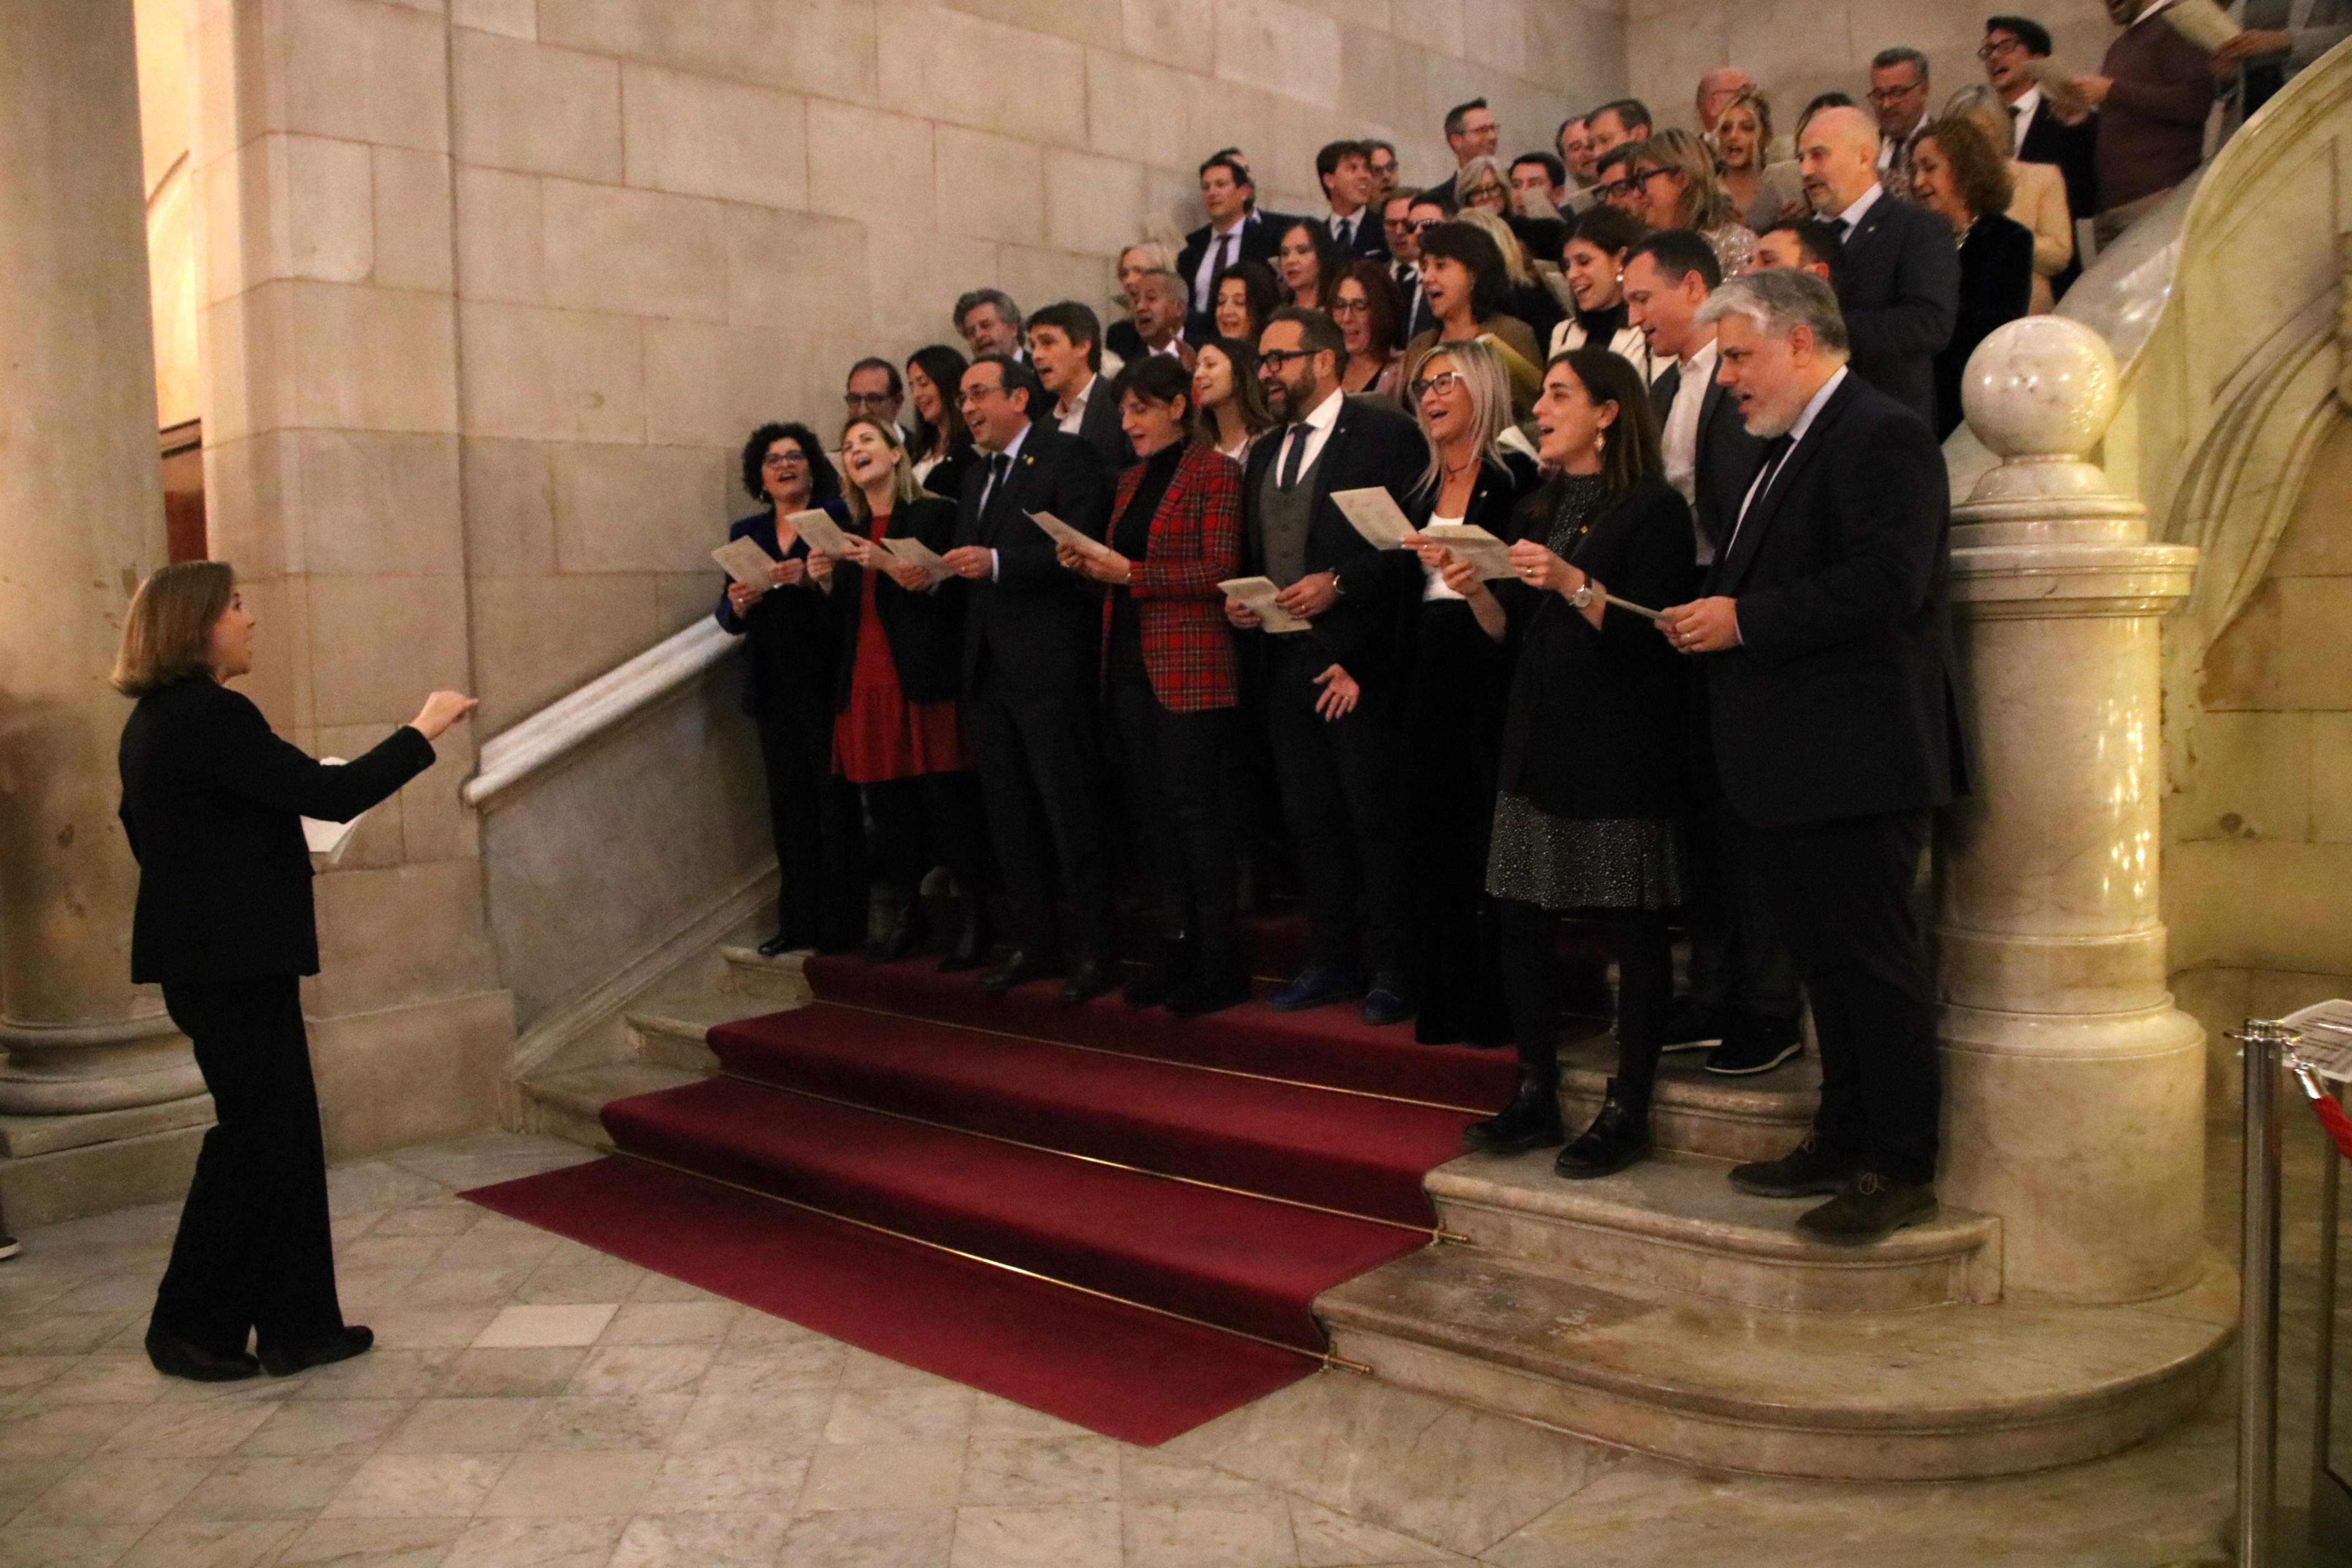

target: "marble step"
[1557,1032,1818,1164]
[519,1061,703,1151]
[1431,1148,2000,1311]
[1315,1244,2236,1482]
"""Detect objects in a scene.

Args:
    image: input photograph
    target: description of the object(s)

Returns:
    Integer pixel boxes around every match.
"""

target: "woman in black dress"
[115,563,475,1380]
[1441,347,1696,1178]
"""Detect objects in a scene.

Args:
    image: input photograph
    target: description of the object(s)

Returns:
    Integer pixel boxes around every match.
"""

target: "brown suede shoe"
[1794,1173,1939,1246]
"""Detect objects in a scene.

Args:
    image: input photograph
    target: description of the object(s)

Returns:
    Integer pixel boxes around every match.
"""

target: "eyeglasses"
[1866,83,1926,103]
[1407,372,1463,401]
[955,385,1004,406]
[1977,37,2027,59]
[1457,183,1506,204]
[843,391,895,410]
[1595,176,1643,201]
[1255,347,1315,370]
[1329,296,1370,317]
[761,453,807,470]
[1412,216,1444,231]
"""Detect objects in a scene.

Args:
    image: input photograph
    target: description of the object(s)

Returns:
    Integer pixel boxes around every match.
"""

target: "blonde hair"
[1453,206,1532,286]
[838,417,923,522]
[1717,90,1774,170]
[112,560,234,696]
[1411,339,1515,499]
[1640,128,1739,231]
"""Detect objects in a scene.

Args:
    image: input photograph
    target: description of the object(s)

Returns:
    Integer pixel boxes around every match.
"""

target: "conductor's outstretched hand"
[411,691,480,742]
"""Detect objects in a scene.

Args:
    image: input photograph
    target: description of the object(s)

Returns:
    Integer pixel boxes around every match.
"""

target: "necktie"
[1725,433,1793,559]
[1278,424,1310,491]
[1830,216,1850,238]
[983,451,1010,516]
[1336,216,1354,249]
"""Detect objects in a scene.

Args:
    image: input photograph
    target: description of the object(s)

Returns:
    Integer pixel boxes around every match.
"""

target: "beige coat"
[2007,158,2073,315]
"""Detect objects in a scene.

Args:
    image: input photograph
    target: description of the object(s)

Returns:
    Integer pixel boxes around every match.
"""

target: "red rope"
[2312,1091,2352,1164]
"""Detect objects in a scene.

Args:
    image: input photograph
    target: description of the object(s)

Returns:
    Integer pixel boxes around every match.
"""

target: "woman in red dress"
[808,418,996,968]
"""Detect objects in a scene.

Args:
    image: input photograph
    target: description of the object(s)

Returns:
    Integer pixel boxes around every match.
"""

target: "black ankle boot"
[1123,931,1197,1008]
[1554,1077,1652,1179]
[938,896,989,973]
[867,889,927,965]
[1462,1066,1565,1153]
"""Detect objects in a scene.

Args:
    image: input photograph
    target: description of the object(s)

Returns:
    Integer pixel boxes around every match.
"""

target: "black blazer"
[1106,318,1145,363]
[118,679,435,985]
[1065,379,1134,469]
[953,427,1115,694]
[1387,450,1540,650]
[1492,477,1696,819]
[1833,192,1960,429]
[1325,210,1389,259]
[826,496,965,710]
[1935,214,2036,439]
[921,444,979,503]
[711,504,842,716]
[1239,394,1430,682]
[1650,358,1771,558]
[1178,210,1290,342]
[1698,372,1966,829]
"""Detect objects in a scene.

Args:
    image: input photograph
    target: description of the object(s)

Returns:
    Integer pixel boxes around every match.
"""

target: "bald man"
[1695,67,1757,137]
[1795,106,1955,427]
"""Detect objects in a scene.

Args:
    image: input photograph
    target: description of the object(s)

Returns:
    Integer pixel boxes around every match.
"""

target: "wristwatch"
[1569,582,1594,609]
[1330,571,1348,600]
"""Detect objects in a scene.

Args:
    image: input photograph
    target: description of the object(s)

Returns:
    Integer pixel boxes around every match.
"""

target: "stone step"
[1314,1244,2236,1482]
[1557,1032,1819,1164]
[713,945,812,1006]
[1430,1149,2000,1312]
[518,1062,703,1151]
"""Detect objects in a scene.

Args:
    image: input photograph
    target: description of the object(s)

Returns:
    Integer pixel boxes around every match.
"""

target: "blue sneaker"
[1268,966,1368,1012]
[1360,978,1417,1027]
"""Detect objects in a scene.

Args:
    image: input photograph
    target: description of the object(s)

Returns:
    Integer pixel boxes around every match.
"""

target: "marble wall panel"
[724,206,872,335]
[1339,26,1405,130]
[2167,839,2352,975]
[2168,711,2312,845]
[461,438,560,580]
[275,279,459,434]
[308,991,511,1158]
[372,146,455,293]
[1461,0,1531,78]
[458,301,645,444]
[2317,716,2352,842]
[279,134,375,284]
[622,63,808,210]
[540,179,729,322]
[1213,0,1344,111]
[1122,0,1217,73]
[2204,576,2352,713]
[549,443,732,575]
[307,574,472,726]
[454,0,536,40]
[276,0,450,153]
[863,222,1003,351]
[1045,149,1153,258]
[198,282,285,447]
[469,574,666,731]
[454,166,544,305]
[935,126,1049,246]
[1392,0,1468,61]
[309,858,504,1015]
[918,9,1090,146]
[202,430,297,580]
[998,247,1120,330]
[807,101,935,227]
[452,31,623,182]
[943,0,1124,50]
[293,429,465,578]
[1085,51,1198,175]
[231,573,313,733]
[536,0,879,101]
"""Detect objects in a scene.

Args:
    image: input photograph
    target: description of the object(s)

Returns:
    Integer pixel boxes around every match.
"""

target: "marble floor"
[0,1121,2304,1568]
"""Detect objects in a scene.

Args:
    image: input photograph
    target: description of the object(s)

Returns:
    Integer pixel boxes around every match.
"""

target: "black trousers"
[972,678,1113,957]
[1683,797,1800,1020]
[1109,657,1238,960]
[151,976,341,1357]
[1401,602,1512,1044]
[756,700,865,946]
[863,768,998,901]
[1749,808,1940,1185]
[1499,901,1673,1102]
[1262,638,1408,977]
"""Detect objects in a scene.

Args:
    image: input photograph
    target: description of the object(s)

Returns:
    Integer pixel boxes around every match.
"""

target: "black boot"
[1167,950,1250,1017]
[1461,1065,1565,1153]
[1554,1077,1652,1179]
[867,888,927,965]
[1123,931,1196,1008]
[938,896,989,973]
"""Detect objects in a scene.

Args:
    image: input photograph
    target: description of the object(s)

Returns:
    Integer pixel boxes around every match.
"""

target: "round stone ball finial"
[1960,315,2121,461]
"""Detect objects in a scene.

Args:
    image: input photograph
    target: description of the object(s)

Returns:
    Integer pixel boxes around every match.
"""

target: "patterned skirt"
[1484,792,1684,912]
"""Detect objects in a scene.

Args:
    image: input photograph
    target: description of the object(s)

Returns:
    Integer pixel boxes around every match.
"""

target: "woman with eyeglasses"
[716,423,869,958]
[1451,154,1511,214]
[1399,221,1544,419]
[1620,130,1756,277]
[1545,206,1662,383]
[1330,260,1408,399]
[1389,341,1538,1046]
[1273,219,1342,312]
[1190,336,1277,464]
[904,344,977,501]
[1715,90,1809,233]
[1211,259,1282,347]
[1441,347,1696,1178]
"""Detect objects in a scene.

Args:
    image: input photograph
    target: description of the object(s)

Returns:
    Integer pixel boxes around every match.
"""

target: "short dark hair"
[1026,300,1103,372]
[1568,203,1650,259]
[1872,45,1930,80]
[846,356,902,399]
[1415,221,1510,320]
[1511,151,1567,189]
[1113,351,1194,411]
[1594,143,1638,180]
[1985,14,2054,56]
[1365,138,1397,164]
[739,421,840,506]
[1760,217,1848,291]
[1627,227,1723,291]
[953,287,1021,334]
[1555,113,1586,143]
[1589,97,1652,135]
[1211,257,1283,342]
[1265,304,1349,374]
[1545,346,1663,500]
[968,351,1046,421]
[1798,91,1856,135]
[1316,138,1370,183]
[1443,97,1489,137]
[1199,150,1254,190]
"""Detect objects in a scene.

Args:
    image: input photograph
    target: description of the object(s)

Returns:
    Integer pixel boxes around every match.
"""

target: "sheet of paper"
[874,533,951,579]
[2022,57,2090,105]
[300,759,364,865]
[711,536,777,591]
[1419,522,1518,581]
[785,508,861,559]
[1603,592,1664,619]
[1217,576,1315,634]
[2161,0,2240,51]
[1026,509,1114,561]
[1330,487,1415,550]
[2285,1000,2352,1082]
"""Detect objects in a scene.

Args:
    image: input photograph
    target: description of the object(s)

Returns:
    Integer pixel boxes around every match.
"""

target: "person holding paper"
[714,422,868,959]
[113,562,476,1381]
[808,417,996,972]
[1054,356,1249,1017]
[1447,348,1695,1182]
[2070,0,2220,242]
[943,353,1120,1001]
[1392,342,1537,1047]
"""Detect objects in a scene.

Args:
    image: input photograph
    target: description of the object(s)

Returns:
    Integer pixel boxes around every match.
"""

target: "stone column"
[0,0,211,1223]
[1937,316,2207,1304]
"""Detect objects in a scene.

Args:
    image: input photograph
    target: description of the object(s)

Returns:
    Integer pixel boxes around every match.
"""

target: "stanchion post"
[2241,1019,2287,1565]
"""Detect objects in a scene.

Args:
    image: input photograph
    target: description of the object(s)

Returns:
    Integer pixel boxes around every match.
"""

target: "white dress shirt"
[2007,84,2045,153]
[1327,208,1364,251]
[1055,373,1097,438]
[1660,337,1718,511]
[1830,180,1885,236]
[976,420,1033,581]
[1273,382,1346,484]
[1191,216,1249,314]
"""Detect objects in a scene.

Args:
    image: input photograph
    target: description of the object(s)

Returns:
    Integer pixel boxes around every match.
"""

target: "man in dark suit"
[1178,151,1287,344]
[1796,106,1957,428]
[1316,140,1388,259]
[1984,15,2098,298]
[1424,97,1500,214]
[1026,301,1131,469]
[1221,308,1429,1026]
[1661,269,1963,1246]
[1623,230,1802,1079]
[941,354,1119,1000]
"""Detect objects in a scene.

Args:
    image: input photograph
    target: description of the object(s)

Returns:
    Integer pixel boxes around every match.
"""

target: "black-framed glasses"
[1382,214,1417,232]
[955,384,1005,406]
[1411,216,1444,231]
[1407,371,1463,401]
[1256,347,1315,370]
[1978,36,2027,59]
[761,452,807,470]
[1329,296,1370,317]
[1866,83,1925,103]
[1596,176,1643,201]
[843,391,895,410]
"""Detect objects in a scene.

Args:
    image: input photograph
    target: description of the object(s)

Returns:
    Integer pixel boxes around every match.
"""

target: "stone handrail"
[462,618,736,809]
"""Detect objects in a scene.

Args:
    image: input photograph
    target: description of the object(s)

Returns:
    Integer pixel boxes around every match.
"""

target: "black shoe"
[977,948,1059,993]
[1728,1133,1854,1199]
[1703,1013,1804,1076]
[145,1330,259,1382]
[1554,1079,1652,1179]
[257,1325,374,1378]
[1461,1068,1566,1153]
[867,894,927,965]
[1060,954,1118,1004]
[1659,998,1735,1053]
[756,932,813,959]
[1795,1173,1938,1246]
[938,897,990,973]
[1124,934,1197,1008]
[1360,976,1417,1028]
[1166,961,1250,1018]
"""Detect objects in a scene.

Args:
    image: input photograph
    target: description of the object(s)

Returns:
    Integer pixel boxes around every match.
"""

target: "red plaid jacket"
[1100,442,1242,712]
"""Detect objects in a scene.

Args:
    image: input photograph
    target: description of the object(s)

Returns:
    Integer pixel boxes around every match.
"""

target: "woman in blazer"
[1056,355,1248,1016]
[113,563,473,1381]
[716,422,868,957]
[1434,348,1696,1178]
[808,417,997,971]
[1394,341,1538,1046]
[1912,116,2037,438]
[1951,90,2074,315]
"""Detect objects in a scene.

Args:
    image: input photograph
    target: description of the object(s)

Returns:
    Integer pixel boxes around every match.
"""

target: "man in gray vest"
[1222,308,1427,1026]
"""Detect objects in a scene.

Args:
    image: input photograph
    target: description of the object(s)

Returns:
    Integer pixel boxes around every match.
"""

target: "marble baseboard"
[0,1123,209,1228]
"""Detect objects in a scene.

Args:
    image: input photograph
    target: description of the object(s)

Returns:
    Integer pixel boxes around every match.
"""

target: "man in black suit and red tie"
[1659,269,1965,1246]
[942,354,1119,1001]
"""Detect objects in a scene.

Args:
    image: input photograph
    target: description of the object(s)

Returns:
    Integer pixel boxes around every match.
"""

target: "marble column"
[0,0,211,1222]
[1937,316,2207,1304]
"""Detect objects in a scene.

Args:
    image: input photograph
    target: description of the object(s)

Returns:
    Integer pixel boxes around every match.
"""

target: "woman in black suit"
[807,417,997,971]
[716,422,868,957]
[1913,115,2035,439]
[1395,340,1538,1046]
[1439,347,1696,1178]
[113,563,474,1380]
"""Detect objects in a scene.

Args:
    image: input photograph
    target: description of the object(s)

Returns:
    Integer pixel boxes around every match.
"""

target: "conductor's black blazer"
[1698,372,1966,830]
[953,427,1115,694]
[1833,192,1960,429]
[826,496,965,710]
[118,678,435,984]
[1650,359,1771,557]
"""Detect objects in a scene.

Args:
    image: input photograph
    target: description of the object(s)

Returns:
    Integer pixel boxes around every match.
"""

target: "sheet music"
[711,537,777,590]
[301,759,365,865]
[785,508,860,559]
[1419,522,1517,581]
[875,534,951,580]
[1330,487,1414,549]
[1026,509,1113,561]
[2161,0,2240,51]
[1217,576,1313,633]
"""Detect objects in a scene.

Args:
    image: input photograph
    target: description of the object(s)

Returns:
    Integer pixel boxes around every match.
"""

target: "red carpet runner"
[467,953,1517,1445]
